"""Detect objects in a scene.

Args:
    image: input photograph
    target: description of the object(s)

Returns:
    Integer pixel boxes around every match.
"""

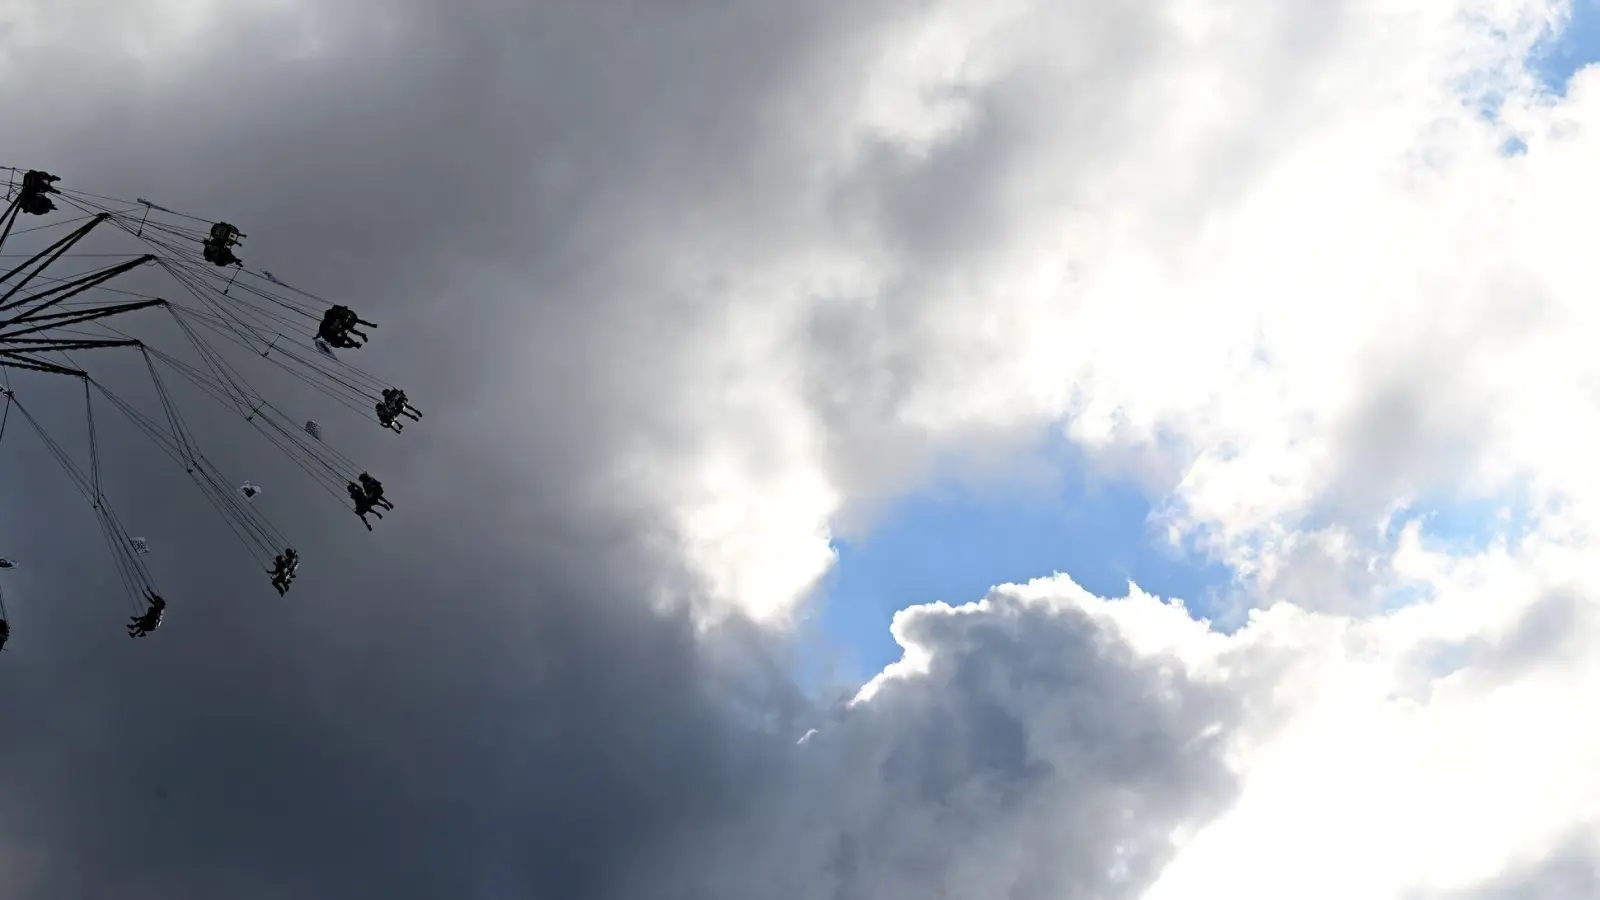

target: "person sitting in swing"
[381,388,421,422]
[348,481,384,530]
[17,170,59,216]
[358,473,393,512]
[376,399,405,433]
[317,305,377,349]
[127,591,166,638]
[269,547,300,596]
[202,221,244,267]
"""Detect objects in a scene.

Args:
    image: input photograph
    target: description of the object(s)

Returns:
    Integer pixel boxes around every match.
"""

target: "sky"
[4,1,1600,898]
[815,0,1600,679]
[1533,0,1600,91]
[815,433,1234,679]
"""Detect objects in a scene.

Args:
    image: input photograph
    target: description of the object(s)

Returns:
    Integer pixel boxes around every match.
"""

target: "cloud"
[0,511,796,898]
[620,581,1242,900]
[633,541,1600,899]
[5,0,1600,898]
[1419,833,1600,899]
[7,0,1598,626]
[1141,535,1600,898]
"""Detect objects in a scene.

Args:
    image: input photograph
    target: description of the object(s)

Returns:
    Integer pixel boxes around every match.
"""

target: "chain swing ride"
[0,166,422,650]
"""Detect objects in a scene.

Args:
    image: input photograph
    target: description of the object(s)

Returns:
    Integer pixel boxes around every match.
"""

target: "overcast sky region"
[4,0,1600,897]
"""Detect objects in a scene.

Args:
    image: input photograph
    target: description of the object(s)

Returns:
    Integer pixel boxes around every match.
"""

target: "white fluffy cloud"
[673,537,1600,899]
[550,0,1600,628]
[578,0,1600,894]
[622,524,1600,898]
[1140,528,1600,898]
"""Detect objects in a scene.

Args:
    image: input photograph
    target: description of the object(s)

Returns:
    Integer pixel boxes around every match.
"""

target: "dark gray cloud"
[0,2,1246,897]
[0,501,788,899]
[634,591,1242,900]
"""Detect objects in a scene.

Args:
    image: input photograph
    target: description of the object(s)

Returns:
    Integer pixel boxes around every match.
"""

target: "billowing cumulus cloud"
[3,0,1600,898]
[639,585,1242,900]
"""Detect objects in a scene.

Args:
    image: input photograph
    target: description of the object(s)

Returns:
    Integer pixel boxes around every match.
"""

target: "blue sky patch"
[1531,0,1600,95]
[1386,488,1533,556]
[805,438,1232,682]
[1373,489,1533,615]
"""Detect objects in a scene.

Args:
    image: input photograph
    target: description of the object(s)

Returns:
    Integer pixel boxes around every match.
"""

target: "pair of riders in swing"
[376,387,421,433]
[16,170,59,216]
[348,472,393,531]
